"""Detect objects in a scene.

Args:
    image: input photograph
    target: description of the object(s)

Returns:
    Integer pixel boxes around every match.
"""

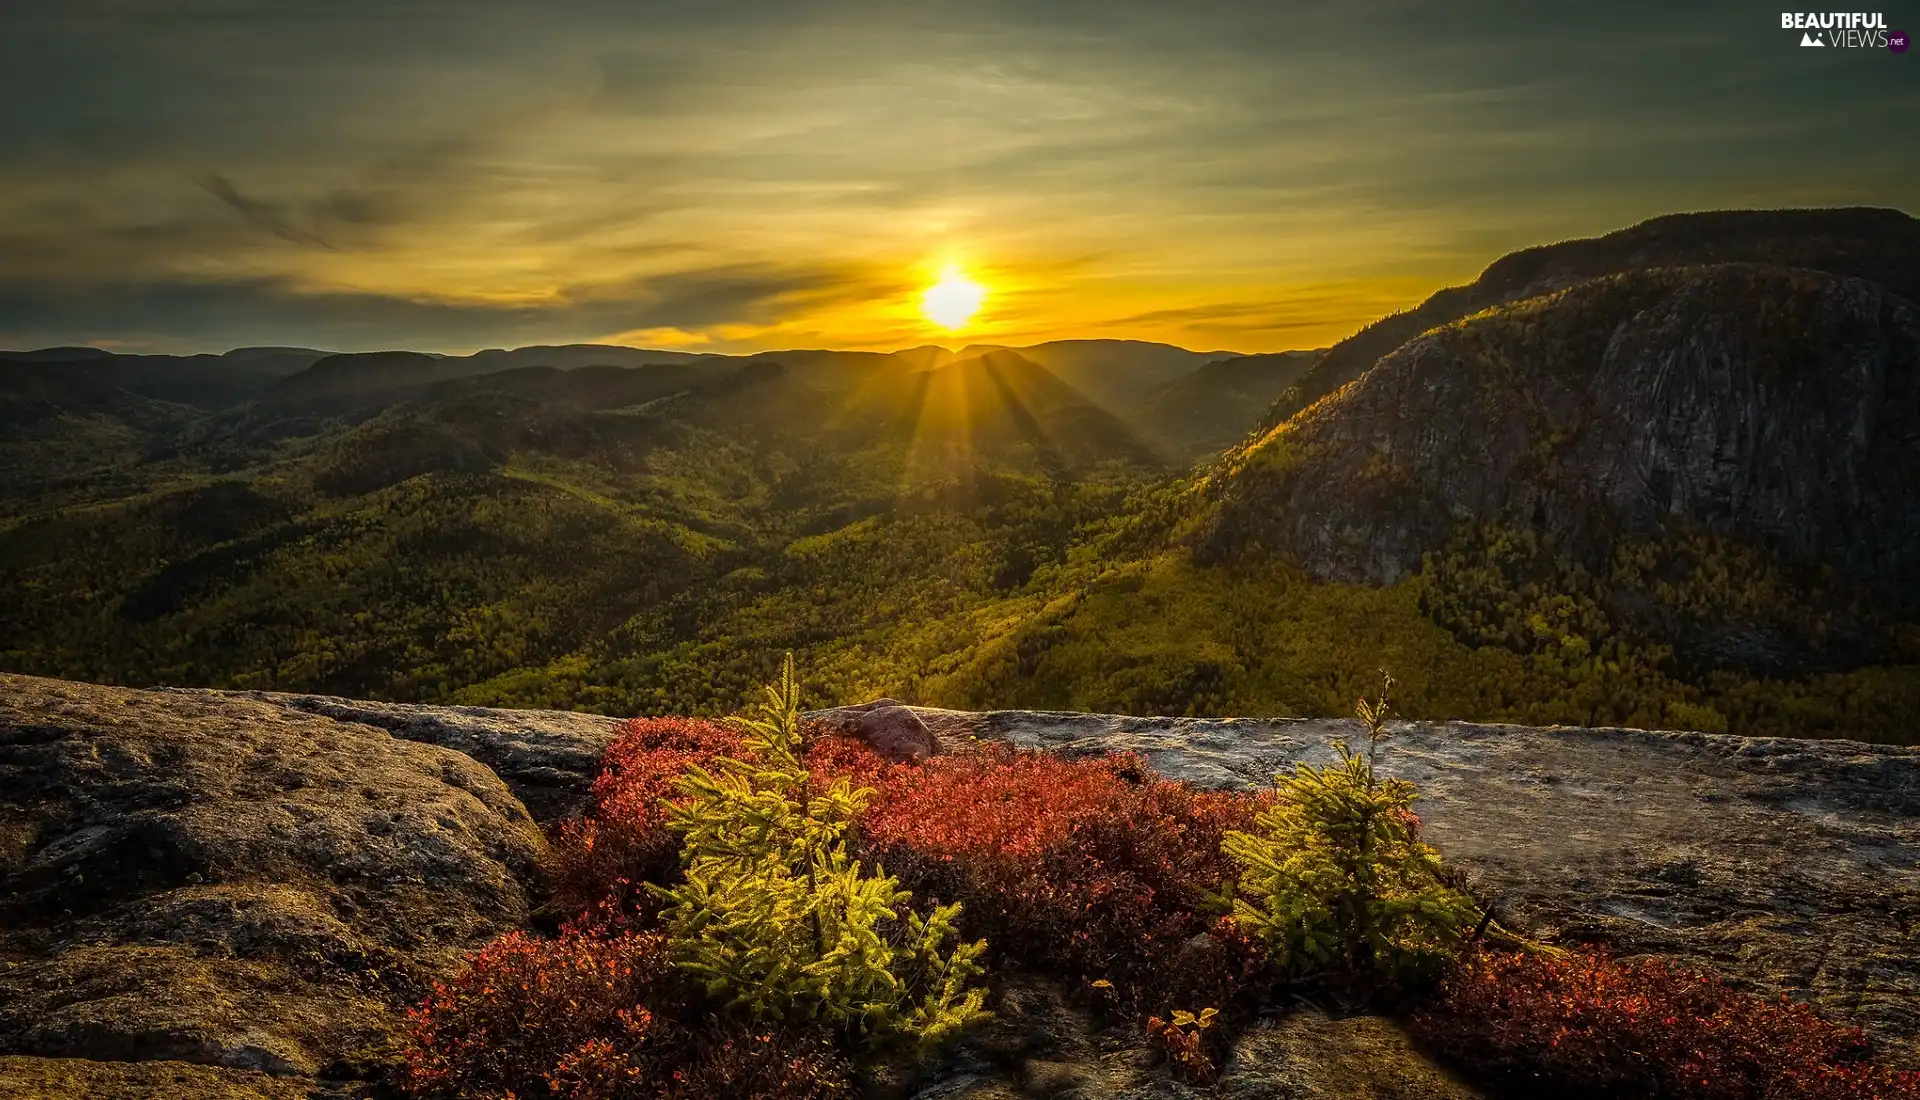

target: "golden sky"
[0,1,1915,355]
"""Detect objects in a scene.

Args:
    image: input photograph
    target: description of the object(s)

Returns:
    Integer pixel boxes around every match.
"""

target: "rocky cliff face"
[1194,264,1920,666]
[4,674,1916,1097]
[1249,207,1920,436]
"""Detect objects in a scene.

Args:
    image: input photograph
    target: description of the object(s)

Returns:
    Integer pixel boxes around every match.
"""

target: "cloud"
[0,0,1914,353]
[0,257,889,354]
[200,174,338,249]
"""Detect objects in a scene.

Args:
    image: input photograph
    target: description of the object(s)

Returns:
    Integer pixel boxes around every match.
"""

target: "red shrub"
[397,928,851,1099]
[1412,950,1920,1100]
[550,718,901,920]
[797,725,901,793]
[855,743,1270,1015]
[548,717,745,915]
[398,930,667,1097]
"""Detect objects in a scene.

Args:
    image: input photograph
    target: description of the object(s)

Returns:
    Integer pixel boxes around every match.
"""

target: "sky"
[0,0,1915,356]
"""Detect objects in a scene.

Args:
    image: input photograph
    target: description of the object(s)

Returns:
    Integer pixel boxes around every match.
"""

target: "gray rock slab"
[818,704,1920,1062]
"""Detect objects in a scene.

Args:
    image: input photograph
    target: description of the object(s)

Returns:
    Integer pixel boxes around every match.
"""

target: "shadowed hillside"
[1134,349,1320,462]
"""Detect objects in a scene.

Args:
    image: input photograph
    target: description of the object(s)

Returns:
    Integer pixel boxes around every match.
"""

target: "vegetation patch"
[1412,950,1920,1100]
[399,661,1920,1097]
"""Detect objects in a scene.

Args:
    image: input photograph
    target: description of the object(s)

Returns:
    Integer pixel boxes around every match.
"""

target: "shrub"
[548,716,745,918]
[1220,677,1478,989]
[1145,1007,1221,1084]
[1413,950,1920,1100]
[550,717,898,921]
[858,741,1269,1015]
[399,930,852,1099]
[650,655,990,1047]
[398,930,667,1098]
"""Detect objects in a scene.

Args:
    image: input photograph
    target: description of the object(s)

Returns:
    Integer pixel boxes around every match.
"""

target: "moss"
[0,1057,312,1100]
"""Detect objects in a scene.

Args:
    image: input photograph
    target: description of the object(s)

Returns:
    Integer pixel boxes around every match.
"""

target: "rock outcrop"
[1199,265,1920,600]
[1246,206,1920,439]
[0,674,615,1098]
[815,700,942,763]
[5,674,1916,1097]
[845,704,1920,1070]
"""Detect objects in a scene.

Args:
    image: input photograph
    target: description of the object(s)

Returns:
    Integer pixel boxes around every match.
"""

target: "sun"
[920,266,986,331]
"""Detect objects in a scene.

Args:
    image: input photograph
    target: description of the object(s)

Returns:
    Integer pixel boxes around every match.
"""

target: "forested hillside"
[4,211,1917,742]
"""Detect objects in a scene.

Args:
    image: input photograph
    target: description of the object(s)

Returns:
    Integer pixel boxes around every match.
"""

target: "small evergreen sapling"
[650,655,989,1047]
[1220,673,1478,988]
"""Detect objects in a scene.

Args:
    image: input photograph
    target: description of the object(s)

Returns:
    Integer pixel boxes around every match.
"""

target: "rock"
[213,689,621,822]
[1215,1011,1485,1099]
[838,698,909,713]
[6,673,1918,1091]
[933,707,1920,1065]
[0,1056,313,1099]
[0,673,554,1095]
[1201,266,1920,603]
[892,976,1167,1099]
[816,703,941,763]
[1244,207,1920,457]
[896,978,1488,1098]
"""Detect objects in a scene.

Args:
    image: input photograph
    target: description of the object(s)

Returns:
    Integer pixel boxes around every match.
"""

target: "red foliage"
[796,722,904,794]
[547,717,745,915]
[432,714,1920,1100]
[397,928,850,1099]
[549,717,902,917]
[398,930,667,1097]
[855,743,1271,1015]
[1412,950,1920,1100]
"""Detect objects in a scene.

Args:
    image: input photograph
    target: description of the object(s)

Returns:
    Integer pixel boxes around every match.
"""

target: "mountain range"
[2,207,1915,741]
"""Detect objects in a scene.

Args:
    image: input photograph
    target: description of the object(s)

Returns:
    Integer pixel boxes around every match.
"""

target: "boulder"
[0,673,565,1095]
[895,977,1487,1099]
[219,690,621,822]
[840,704,940,764]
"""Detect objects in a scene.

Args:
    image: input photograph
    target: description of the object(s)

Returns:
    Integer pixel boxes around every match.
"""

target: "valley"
[4,209,1916,742]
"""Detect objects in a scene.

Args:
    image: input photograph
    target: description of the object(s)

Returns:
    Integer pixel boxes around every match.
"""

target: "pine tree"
[650,654,989,1047]
[1220,673,1478,987]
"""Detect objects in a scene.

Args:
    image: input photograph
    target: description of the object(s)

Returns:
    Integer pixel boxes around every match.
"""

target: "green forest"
[8,211,1920,748]
[4,339,1916,745]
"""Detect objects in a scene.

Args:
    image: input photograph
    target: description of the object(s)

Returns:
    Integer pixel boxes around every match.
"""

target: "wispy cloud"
[200,174,338,249]
[0,0,1913,353]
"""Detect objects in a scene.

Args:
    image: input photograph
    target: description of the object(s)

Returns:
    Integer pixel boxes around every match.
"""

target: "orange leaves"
[1146,1009,1220,1084]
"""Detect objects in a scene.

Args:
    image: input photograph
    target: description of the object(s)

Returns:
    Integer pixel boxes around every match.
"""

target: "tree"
[1220,673,1478,988]
[650,654,990,1047]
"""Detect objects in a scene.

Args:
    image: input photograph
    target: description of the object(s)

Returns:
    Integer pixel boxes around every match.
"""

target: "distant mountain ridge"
[3,338,1281,468]
[1134,349,1321,461]
[1248,206,1920,437]
[7,337,1240,408]
[7,207,1914,739]
[1187,210,1920,676]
